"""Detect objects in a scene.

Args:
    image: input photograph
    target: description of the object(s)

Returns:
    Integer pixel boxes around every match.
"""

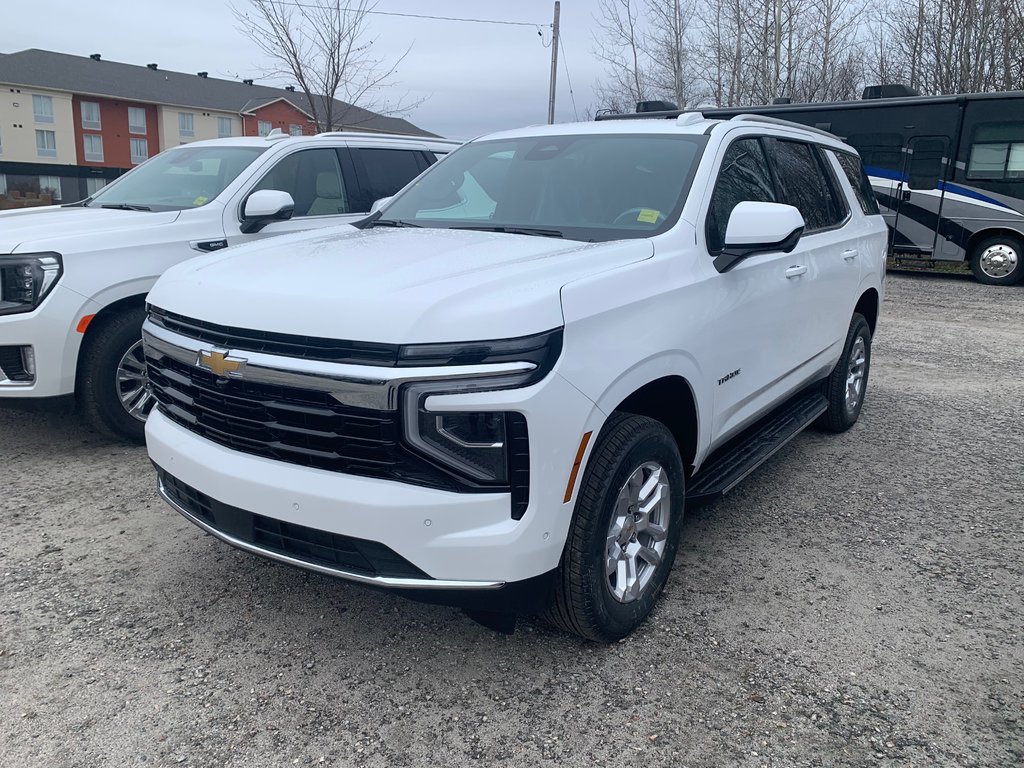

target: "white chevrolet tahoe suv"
[142,113,887,641]
[0,131,458,440]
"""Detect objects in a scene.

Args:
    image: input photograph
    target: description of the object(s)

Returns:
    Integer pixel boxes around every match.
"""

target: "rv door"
[892,136,948,255]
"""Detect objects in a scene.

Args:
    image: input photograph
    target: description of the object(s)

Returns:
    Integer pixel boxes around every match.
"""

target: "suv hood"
[0,205,182,252]
[149,226,653,343]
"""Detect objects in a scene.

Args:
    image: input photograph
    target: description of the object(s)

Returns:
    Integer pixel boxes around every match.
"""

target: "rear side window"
[966,122,1024,180]
[833,151,881,216]
[766,139,847,232]
[353,148,426,209]
[705,137,777,253]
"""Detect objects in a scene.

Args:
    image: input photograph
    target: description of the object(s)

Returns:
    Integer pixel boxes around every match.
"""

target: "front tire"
[546,413,685,642]
[969,235,1024,286]
[817,312,871,433]
[77,307,153,443]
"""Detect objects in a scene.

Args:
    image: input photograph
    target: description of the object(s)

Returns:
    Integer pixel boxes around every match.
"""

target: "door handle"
[785,265,808,279]
[842,249,859,261]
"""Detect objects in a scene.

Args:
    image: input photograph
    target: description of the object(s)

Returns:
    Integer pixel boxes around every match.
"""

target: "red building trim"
[242,100,316,137]
[71,96,160,168]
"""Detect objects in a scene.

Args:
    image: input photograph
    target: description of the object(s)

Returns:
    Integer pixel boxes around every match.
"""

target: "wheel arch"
[74,293,148,391]
[606,375,700,476]
[854,287,879,337]
[964,227,1024,260]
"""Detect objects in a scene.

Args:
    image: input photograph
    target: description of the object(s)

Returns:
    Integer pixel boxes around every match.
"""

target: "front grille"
[0,346,32,382]
[159,468,429,579]
[149,306,401,365]
[146,350,469,491]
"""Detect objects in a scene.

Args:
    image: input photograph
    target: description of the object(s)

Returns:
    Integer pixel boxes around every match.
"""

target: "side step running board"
[687,389,827,506]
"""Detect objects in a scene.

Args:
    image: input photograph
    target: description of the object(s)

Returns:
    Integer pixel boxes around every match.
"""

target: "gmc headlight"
[0,253,63,315]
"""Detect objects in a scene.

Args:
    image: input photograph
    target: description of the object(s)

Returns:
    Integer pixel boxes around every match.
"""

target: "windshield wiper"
[450,225,564,238]
[100,203,152,212]
[366,218,422,228]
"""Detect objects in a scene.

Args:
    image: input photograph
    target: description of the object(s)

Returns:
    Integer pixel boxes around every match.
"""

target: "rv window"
[967,122,1024,180]
[844,133,903,173]
[907,138,945,190]
[765,139,845,232]
[833,151,881,216]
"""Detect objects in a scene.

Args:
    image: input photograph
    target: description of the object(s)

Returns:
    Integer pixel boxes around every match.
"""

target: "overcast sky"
[2,0,606,138]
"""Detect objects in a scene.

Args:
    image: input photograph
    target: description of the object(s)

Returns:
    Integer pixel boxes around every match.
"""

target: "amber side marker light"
[76,314,96,333]
[563,430,593,503]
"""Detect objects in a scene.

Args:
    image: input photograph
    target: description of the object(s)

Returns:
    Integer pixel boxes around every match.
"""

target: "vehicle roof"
[472,113,856,152]
[169,132,460,151]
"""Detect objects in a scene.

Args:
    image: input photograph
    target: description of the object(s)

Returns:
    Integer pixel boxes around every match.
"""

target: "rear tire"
[969,235,1024,286]
[546,413,685,642]
[77,307,152,443]
[817,312,871,433]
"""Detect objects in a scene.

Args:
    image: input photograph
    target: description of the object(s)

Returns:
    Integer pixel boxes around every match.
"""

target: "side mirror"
[370,196,393,214]
[240,190,295,233]
[714,201,805,273]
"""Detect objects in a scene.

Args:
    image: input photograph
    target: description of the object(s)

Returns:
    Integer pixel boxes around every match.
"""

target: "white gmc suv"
[142,113,887,641]
[0,131,458,440]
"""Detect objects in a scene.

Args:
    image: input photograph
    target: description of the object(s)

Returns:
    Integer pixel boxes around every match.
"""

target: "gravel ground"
[1,273,1022,767]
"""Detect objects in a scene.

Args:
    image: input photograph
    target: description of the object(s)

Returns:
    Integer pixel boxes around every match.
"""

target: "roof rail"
[594,109,685,121]
[315,130,459,144]
[728,113,838,139]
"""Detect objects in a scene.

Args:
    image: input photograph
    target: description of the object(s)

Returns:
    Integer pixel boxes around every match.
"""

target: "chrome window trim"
[142,319,536,411]
[158,479,504,590]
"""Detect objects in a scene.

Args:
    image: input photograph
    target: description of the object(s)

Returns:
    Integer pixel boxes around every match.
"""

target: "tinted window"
[355,148,425,209]
[966,122,1024,180]
[767,139,845,232]
[706,138,776,253]
[382,135,708,243]
[254,148,349,217]
[908,138,946,190]
[833,151,881,216]
[844,132,903,173]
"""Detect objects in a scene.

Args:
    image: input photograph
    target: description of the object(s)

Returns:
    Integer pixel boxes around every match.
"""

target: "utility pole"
[547,1,560,124]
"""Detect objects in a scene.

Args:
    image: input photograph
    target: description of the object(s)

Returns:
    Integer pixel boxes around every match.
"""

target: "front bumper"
[146,361,601,589]
[0,285,91,399]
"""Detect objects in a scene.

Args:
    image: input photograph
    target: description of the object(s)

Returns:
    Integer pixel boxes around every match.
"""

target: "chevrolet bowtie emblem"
[196,349,246,378]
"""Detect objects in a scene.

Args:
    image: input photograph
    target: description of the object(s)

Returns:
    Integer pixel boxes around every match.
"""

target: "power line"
[268,1,546,28]
[559,34,579,121]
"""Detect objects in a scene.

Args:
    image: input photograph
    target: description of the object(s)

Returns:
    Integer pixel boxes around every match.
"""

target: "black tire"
[546,413,685,642]
[969,234,1024,286]
[77,307,149,443]
[817,312,871,433]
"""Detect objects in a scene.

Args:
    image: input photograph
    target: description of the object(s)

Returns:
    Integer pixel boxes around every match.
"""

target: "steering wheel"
[612,207,667,226]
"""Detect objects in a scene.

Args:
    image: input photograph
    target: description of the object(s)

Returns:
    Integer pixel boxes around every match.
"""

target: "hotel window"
[81,101,101,130]
[289,124,303,136]
[35,129,57,158]
[33,94,54,123]
[218,117,233,138]
[130,138,149,165]
[179,112,195,137]
[85,177,107,196]
[0,174,7,195]
[258,120,272,137]
[128,107,147,134]
[83,134,104,162]
[39,175,61,201]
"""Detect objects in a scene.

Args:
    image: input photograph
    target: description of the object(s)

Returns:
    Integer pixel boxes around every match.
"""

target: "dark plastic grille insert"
[0,346,32,382]
[158,468,430,579]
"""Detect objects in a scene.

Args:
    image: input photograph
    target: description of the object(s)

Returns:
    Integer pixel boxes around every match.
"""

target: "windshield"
[379,133,707,241]
[86,146,267,211]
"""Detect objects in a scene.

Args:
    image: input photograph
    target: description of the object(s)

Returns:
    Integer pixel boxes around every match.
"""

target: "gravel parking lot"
[2,273,1022,768]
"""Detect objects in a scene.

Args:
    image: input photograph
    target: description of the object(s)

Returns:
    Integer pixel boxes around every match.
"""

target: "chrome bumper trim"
[142,319,535,410]
[158,480,506,591]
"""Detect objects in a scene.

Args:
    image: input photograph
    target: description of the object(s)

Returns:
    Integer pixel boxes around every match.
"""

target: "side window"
[843,132,903,174]
[966,122,1024,180]
[766,139,845,232]
[353,148,425,210]
[833,150,881,216]
[705,137,776,254]
[253,148,350,217]
[907,137,946,190]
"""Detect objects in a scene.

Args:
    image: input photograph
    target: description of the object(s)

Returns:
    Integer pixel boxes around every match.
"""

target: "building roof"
[0,48,437,137]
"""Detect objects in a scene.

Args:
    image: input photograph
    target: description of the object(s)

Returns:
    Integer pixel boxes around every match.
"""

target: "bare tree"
[592,0,653,113]
[232,0,420,131]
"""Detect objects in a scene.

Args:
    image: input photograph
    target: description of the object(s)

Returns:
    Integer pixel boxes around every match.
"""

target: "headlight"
[0,253,63,315]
